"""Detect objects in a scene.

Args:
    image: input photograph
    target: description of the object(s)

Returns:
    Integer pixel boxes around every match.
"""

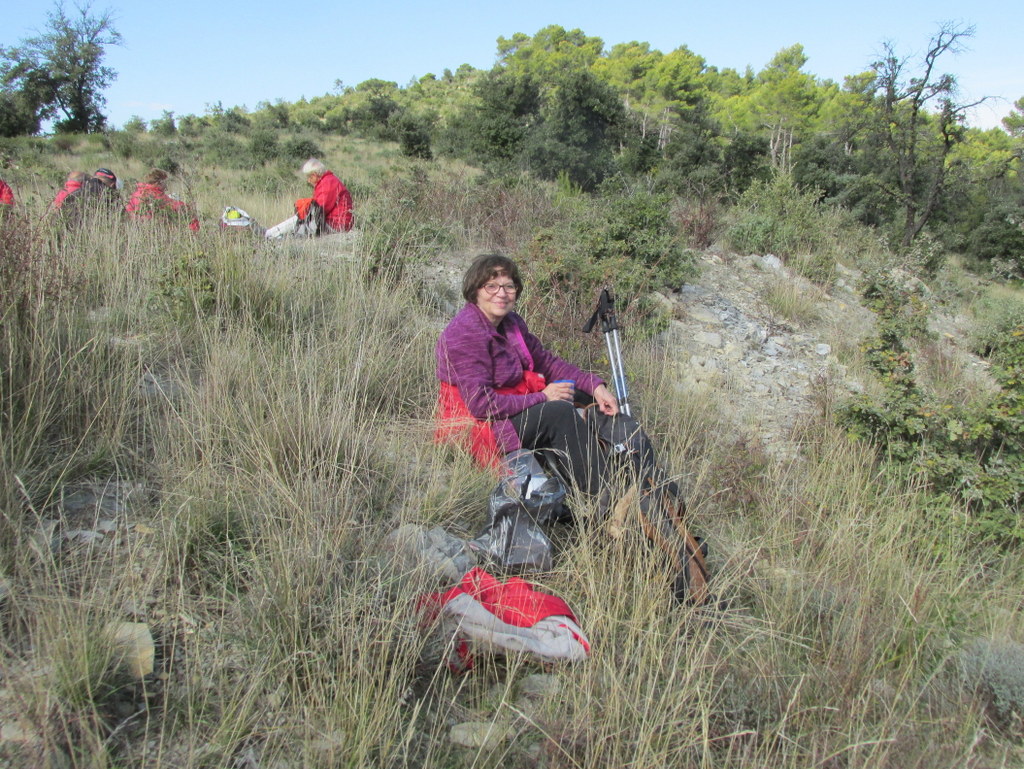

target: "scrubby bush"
[726,172,824,258]
[150,110,177,137]
[152,249,216,321]
[249,129,280,165]
[527,184,693,297]
[839,275,1024,547]
[177,114,206,137]
[724,171,895,283]
[51,134,79,153]
[971,293,1024,369]
[957,638,1024,733]
[392,113,433,160]
[670,199,720,250]
[239,168,293,196]
[967,203,1024,271]
[356,171,460,283]
[123,116,147,133]
[105,129,137,160]
[281,137,324,163]
[200,132,249,168]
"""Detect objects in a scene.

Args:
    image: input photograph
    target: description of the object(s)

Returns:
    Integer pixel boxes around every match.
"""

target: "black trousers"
[508,399,606,496]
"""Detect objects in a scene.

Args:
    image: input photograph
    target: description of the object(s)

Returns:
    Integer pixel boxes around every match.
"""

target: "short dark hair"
[461,254,524,302]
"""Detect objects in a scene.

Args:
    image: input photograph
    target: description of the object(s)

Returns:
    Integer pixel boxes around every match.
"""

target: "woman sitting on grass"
[125,168,199,230]
[435,253,618,496]
[264,158,353,239]
[50,171,87,210]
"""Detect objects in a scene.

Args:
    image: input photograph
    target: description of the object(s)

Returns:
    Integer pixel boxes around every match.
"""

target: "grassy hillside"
[1,138,1023,768]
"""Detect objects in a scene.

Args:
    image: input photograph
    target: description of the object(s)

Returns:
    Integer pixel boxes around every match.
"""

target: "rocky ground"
[654,249,877,460]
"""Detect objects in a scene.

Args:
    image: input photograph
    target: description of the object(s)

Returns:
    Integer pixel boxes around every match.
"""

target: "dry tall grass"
[0,163,1022,768]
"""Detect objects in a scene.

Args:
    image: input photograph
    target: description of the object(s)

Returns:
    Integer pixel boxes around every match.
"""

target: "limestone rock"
[450,721,509,750]
[686,305,719,324]
[693,331,723,349]
[646,291,675,315]
[105,622,155,678]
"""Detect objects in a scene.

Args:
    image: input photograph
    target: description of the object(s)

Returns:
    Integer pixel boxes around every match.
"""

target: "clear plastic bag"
[469,449,566,573]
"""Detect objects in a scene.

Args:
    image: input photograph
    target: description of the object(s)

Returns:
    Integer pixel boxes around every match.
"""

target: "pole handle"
[583,288,618,334]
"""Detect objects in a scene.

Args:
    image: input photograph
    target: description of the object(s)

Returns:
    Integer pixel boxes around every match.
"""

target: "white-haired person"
[265,158,353,238]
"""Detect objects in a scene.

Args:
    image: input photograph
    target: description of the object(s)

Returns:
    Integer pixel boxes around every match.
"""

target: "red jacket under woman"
[0,179,14,206]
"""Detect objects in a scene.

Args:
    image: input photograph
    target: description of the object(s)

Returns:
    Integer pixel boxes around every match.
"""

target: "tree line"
[3,9,1023,270]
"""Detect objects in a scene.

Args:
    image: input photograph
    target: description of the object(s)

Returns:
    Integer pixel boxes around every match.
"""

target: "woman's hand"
[593,384,619,415]
[542,380,575,402]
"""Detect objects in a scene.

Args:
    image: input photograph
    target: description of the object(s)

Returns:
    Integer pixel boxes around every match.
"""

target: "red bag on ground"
[420,567,590,671]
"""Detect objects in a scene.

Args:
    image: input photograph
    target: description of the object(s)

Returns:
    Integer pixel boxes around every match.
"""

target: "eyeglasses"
[481,282,517,296]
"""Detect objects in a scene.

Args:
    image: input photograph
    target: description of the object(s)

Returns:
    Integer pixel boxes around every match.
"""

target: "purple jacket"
[436,302,604,454]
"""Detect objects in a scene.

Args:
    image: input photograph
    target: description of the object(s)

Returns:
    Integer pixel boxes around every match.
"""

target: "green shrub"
[838,276,1024,547]
[51,134,77,152]
[150,110,177,137]
[123,115,147,133]
[391,113,433,160]
[357,173,460,284]
[200,132,249,168]
[152,249,216,320]
[239,168,292,196]
[105,129,137,160]
[526,184,695,300]
[249,129,280,164]
[899,231,946,276]
[281,137,324,162]
[726,172,823,258]
[968,203,1024,271]
[971,294,1024,370]
[520,184,696,351]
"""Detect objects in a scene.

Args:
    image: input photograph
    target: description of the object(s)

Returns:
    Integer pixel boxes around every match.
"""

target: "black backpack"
[588,409,711,606]
[61,178,120,222]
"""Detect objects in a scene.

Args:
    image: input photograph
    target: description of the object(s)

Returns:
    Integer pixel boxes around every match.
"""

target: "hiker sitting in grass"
[264,158,353,239]
[125,168,199,230]
[60,168,122,222]
[436,253,618,496]
[0,178,14,206]
[50,171,87,210]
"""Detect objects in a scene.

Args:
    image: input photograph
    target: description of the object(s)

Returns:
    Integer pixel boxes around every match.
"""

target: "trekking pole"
[583,288,631,417]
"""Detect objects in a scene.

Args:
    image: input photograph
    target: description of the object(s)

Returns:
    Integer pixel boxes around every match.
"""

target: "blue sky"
[4,0,1021,131]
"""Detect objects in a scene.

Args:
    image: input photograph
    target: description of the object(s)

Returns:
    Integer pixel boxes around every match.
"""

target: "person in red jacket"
[265,158,353,238]
[125,168,199,230]
[0,178,14,206]
[50,171,87,210]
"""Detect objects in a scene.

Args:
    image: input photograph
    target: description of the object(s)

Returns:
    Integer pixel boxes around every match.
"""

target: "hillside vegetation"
[0,129,1022,768]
